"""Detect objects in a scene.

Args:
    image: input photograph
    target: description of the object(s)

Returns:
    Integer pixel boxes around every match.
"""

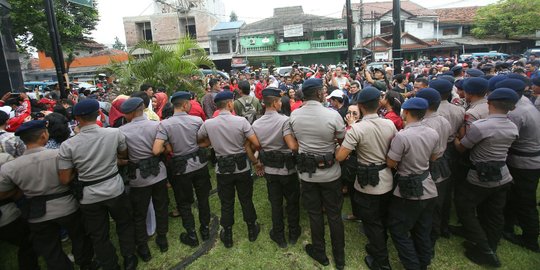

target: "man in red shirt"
[255,75,267,101]
[188,96,206,121]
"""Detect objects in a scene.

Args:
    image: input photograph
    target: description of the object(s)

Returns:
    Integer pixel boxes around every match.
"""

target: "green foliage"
[472,0,540,38]
[229,11,238,22]
[103,37,214,97]
[10,0,99,53]
[112,36,126,51]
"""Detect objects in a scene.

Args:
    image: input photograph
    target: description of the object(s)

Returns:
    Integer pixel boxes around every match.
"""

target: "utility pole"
[44,0,67,98]
[371,11,375,62]
[359,0,363,59]
[345,0,354,70]
[392,0,402,74]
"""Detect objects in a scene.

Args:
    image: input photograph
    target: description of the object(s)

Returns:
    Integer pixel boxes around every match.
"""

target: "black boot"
[180,229,199,247]
[465,248,501,268]
[247,222,260,242]
[200,225,210,241]
[136,243,151,262]
[289,226,301,245]
[220,226,233,248]
[123,255,138,270]
[269,229,287,248]
[304,244,329,266]
[156,234,168,252]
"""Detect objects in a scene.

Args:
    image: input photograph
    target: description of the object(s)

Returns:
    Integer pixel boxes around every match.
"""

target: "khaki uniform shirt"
[341,114,397,195]
[58,124,126,204]
[465,98,489,130]
[0,148,78,223]
[156,112,207,174]
[252,110,295,176]
[387,122,439,200]
[119,115,167,187]
[198,110,254,174]
[438,100,465,142]
[507,96,540,169]
[461,114,518,188]
[0,153,19,227]
[290,100,345,183]
[422,112,453,183]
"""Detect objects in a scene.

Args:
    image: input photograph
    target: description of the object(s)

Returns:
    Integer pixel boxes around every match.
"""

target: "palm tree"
[104,37,214,97]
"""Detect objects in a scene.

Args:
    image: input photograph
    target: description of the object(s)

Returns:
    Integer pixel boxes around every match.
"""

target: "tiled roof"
[434,6,479,24]
[351,1,437,18]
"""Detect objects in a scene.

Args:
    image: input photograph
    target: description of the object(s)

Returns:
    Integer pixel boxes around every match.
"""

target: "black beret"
[488,88,519,103]
[463,77,489,94]
[214,91,234,103]
[262,87,281,98]
[429,79,453,94]
[437,75,455,84]
[14,120,47,136]
[451,65,463,72]
[171,91,191,102]
[120,97,144,114]
[301,78,323,92]
[466,68,485,77]
[72,99,99,116]
[357,87,380,104]
[488,75,508,92]
[402,97,428,110]
[495,79,526,93]
[416,88,441,105]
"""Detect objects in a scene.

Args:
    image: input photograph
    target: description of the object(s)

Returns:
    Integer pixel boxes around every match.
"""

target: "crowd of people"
[0,54,539,270]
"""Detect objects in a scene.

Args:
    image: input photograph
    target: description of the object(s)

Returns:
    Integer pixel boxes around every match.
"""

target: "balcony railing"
[240,39,347,54]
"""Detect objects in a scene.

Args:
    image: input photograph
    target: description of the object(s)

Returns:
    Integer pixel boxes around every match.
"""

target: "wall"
[437,26,463,40]
[403,19,435,40]
[38,51,129,70]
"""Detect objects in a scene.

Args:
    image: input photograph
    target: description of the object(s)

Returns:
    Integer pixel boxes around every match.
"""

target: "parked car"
[275,66,315,77]
[200,69,230,80]
[523,48,540,59]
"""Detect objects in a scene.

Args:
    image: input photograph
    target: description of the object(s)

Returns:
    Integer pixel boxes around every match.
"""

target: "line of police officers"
[0,74,538,270]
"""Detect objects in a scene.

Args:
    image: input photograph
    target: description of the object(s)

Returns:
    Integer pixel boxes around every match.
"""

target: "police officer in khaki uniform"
[454,88,519,267]
[460,77,490,136]
[496,79,540,253]
[252,87,300,248]
[197,91,261,248]
[58,99,138,270]
[118,97,169,261]
[153,91,212,247]
[1,120,93,269]
[290,78,346,270]
[386,97,439,270]
[415,88,453,253]
[336,87,397,270]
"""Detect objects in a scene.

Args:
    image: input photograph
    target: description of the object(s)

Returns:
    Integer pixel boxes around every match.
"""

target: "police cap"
[488,75,508,92]
[301,78,323,93]
[462,77,489,94]
[214,91,234,103]
[495,79,526,93]
[14,120,47,136]
[120,97,144,114]
[357,87,380,104]
[488,88,519,103]
[72,99,100,116]
[171,91,191,103]
[416,88,441,105]
[402,97,429,110]
[429,79,453,94]
[466,68,485,77]
[262,87,282,98]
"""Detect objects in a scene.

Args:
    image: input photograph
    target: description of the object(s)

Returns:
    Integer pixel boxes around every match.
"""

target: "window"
[217,40,230,53]
[417,22,423,29]
[137,22,152,42]
[186,24,197,39]
[443,27,459,36]
[181,18,197,39]
[231,39,237,52]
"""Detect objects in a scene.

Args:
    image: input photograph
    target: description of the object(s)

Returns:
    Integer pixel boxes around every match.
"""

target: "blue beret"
[416,88,441,105]
[437,75,455,84]
[532,77,540,87]
[506,73,529,84]
[455,79,464,90]
[495,79,526,93]
[488,88,519,103]
[302,78,323,92]
[462,77,489,94]
[429,79,453,94]
[262,87,282,98]
[488,75,507,92]
[120,97,144,114]
[466,68,485,77]
[214,91,234,103]
[171,91,191,102]
[357,87,380,104]
[14,120,47,136]
[451,65,463,72]
[73,99,100,116]
[402,97,429,110]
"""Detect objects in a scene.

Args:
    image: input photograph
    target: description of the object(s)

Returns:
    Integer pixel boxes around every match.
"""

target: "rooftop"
[350,0,437,18]
[434,6,480,24]
[211,21,246,31]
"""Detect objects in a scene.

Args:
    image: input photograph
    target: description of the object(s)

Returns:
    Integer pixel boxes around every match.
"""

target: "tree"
[229,11,238,22]
[10,0,99,54]
[472,0,540,39]
[103,37,214,97]
[112,36,126,51]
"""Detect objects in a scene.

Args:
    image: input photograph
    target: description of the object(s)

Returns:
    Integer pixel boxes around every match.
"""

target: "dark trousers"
[0,217,39,270]
[80,193,135,270]
[455,181,509,252]
[431,179,450,249]
[129,179,169,245]
[388,196,435,270]
[441,143,458,233]
[265,173,300,234]
[301,179,345,264]
[354,190,391,266]
[28,210,93,270]
[504,167,540,246]
[216,171,257,227]
[170,167,212,230]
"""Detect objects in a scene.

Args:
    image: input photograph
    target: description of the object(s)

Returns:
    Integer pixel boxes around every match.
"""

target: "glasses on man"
[346,111,359,116]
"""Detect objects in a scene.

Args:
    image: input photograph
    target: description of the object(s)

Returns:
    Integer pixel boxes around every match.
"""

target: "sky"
[91,0,499,46]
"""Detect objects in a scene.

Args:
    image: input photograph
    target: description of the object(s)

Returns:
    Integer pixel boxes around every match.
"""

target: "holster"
[137,156,161,179]
[473,161,506,182]
[70,171,119,201]
[234,153,248,170]
[126,162,138,180]
[20,190,72,220]
[296,153,334,178]
[357,163,386,188]
[217,155,238,174]
[396,171,429,199]
[260,151,287,168]
[429,156,451,181]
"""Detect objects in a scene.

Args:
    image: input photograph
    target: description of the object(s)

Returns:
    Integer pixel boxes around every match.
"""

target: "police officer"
[153,91,212,247]
[118,97,169,261]
[386,97,439,270]
[454,88,519,267]
[197,91,261,248]
[290,78,346,270]
[1,120,93,269]
[58,99,138,270]
[335,87,397,270]
[429,79,466,238]
[415,88,453,252]
[251,87,300,248]
[496,79,540,252]
[460,77,490,137]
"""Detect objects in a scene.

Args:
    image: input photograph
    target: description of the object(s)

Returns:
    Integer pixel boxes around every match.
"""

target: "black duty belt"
[259,150,295,170]
[508,148,540,157]
[216,153,248,174]
[296,152,335,178]
[396,170,430,199]
[80,171,120,187]
[356,163,386,188]
[470,161,506,182]
[20,190,73,220]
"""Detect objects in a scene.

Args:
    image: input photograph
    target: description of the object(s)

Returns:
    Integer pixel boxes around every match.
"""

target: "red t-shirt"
[290,100,303,112]
[255,82,266,100]
[384,111,403,131]
[188,100,206,121]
